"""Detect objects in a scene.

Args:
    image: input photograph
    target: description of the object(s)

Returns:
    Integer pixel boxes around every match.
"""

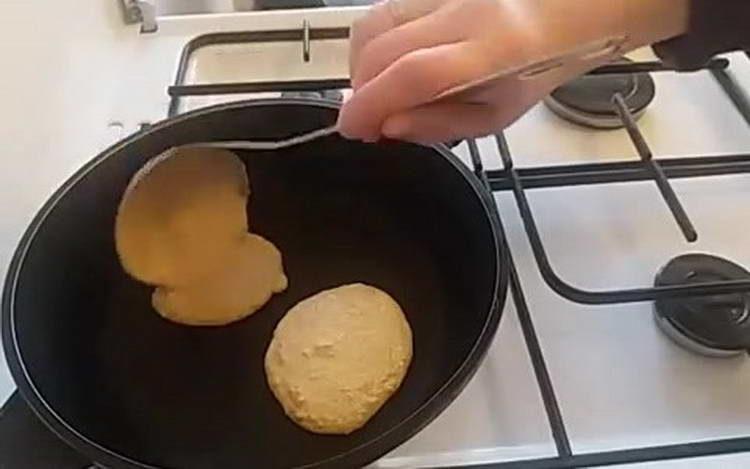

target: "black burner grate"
[481,59,750,467]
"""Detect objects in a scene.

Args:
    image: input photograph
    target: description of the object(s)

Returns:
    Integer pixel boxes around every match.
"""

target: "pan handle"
[0,391,91,468]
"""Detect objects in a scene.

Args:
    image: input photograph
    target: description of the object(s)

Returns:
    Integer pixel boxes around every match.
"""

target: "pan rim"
[1,98,509,469]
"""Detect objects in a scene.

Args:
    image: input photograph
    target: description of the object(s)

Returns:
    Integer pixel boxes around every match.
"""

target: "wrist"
[528,0,690,55]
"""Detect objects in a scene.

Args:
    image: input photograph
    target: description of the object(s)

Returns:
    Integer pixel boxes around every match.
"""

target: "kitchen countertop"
[2,2,750,468]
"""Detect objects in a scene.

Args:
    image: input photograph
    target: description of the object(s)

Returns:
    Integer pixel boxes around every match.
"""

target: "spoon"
[183,125,339,152]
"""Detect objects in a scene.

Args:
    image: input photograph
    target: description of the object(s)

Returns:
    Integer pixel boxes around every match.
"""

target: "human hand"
[337,0,689,144]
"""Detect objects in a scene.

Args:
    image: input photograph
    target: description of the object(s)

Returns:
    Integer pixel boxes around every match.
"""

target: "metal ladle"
[183,125,339,152]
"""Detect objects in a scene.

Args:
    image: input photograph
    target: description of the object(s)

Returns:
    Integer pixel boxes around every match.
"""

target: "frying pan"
[1,99,508,468]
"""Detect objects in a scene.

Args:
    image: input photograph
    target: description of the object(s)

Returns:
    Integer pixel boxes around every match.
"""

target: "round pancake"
[265,284,413,434]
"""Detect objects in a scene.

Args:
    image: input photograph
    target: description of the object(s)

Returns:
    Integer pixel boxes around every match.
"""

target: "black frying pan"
[1,99,508,468]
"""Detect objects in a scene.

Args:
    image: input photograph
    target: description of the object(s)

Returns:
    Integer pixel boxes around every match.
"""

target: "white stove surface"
[459,51,750,462]
[3,3,750,467]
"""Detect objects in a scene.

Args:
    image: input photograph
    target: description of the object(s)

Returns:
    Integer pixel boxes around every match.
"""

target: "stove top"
[3,9,750,468]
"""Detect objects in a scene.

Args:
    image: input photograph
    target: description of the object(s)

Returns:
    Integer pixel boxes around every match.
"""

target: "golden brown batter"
[153,234,288,326]
[115,147,287,325]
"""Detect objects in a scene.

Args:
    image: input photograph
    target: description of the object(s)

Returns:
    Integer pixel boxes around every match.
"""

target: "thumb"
[381,102,500,144]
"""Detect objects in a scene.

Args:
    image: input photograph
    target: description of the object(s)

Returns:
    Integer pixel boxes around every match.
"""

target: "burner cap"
[544,60,655,129]
[653,254,750,357]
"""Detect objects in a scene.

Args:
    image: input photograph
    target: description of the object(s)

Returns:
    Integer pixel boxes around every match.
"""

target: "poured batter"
[116,147,250,287]
[265,284,413,434]
[153,234,288,326]
[115,147,287,325]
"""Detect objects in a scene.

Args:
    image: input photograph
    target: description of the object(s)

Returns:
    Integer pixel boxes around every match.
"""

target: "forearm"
[508,0,688,50]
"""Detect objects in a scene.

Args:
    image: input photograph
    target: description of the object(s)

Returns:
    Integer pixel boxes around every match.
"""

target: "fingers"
[349,3,398,81]
[385,0,452,24]
[340,0,639,144]
[377,61,596,144]
[380,101,500,144]
[351,2,462,91]
[339,42,496,141]
[348,0,452,84]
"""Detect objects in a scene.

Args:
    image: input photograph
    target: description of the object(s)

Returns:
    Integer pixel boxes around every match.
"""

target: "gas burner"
[653,254,750,357]
[544,60,655,129]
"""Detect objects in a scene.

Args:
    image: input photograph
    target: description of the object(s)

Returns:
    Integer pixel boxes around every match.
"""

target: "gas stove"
[3,6,750,468]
